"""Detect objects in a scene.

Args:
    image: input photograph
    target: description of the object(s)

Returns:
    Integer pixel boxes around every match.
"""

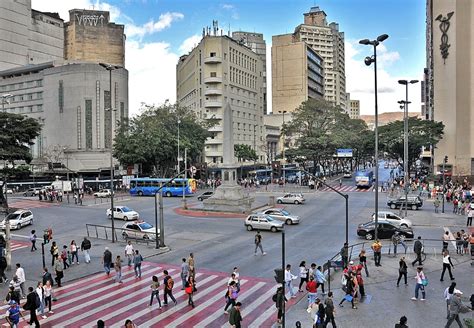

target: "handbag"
[422,278,428,286]
[344,294,353,302]
[185,286,192,294]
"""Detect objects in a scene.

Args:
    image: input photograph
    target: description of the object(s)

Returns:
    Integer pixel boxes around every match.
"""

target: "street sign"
[336,148,353,158]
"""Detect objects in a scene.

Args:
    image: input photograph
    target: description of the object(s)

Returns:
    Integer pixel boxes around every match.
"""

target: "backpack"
[272,293,278,302]
[166,276,174,290]
[61,250,67,260]
[8,305,20,324]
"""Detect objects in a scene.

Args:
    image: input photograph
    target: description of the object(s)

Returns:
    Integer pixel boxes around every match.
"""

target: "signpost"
[336,148,353,158]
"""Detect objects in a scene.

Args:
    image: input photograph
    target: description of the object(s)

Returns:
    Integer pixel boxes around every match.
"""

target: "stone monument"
[203,103,254,213]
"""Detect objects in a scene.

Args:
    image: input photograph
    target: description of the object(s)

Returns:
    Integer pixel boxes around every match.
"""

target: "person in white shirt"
[232,267,240,292]
[440,250,455,281]
[44,280,53,314]
[284,264,297,298]
[14,264,25,298]
[124,241,134,267]
[36,282,47,319]
[443,282,457,319]
[298,261,308,292]
[411,266,426,301]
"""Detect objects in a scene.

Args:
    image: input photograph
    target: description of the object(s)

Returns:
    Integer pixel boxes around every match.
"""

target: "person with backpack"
[61,245,69,269]
[80,237,92,263]
[5,300,24,328]
[254,231,266,256]
[30,230,37,252]
[24,286,40,327]
[163,270,177,305]
[323,292,337,327]
[36,282,47,319]
[149,275,161,308]
[133,250,143,278]
[412,266,426,301]
[224,281,238,314]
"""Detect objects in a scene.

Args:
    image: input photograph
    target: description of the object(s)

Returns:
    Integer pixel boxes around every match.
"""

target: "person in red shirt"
[306,276,318,309]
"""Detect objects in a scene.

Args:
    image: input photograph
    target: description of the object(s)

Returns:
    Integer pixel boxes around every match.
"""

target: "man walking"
[340,243,349,268]
[228,302,242,328]
[30,230,37,252]
[133,250,143,278]
[371,239,382,267]
[275,286,286,325]
[103,247,112,276]
[440,250,455,282]
[81,237,92,263]
[412,236,423,266]
[254,231,266,256]
[284,264,297,298]
[54,255,64,287]
[445,290,471,327]
[323,292,337,327]
[125,241,134,267]
[467,207,473,226]
[15,264,26,299]
[163,270,177,305]
[188,253,196,280]
[180,258,189,290]
[24,287,40,327]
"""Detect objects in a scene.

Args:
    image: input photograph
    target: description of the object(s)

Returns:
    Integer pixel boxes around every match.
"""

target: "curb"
[174,207,247,218]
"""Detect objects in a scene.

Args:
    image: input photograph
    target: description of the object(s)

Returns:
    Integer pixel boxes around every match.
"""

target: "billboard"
[336,149,353,158]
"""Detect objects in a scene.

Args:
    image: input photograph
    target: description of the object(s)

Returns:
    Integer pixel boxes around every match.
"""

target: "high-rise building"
[176,30,265,167]
[345,93,360,119]
[64,9,125,67]
[426,0,474,175]
[293,6,346,109]
[232,32,267,115]
[271,34,324,113]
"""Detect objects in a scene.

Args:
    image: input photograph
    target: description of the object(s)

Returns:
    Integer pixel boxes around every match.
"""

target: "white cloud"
[32,0,121,21]
[345,40,422,116]
[221,4,234,10]
[126,12,184,39]
[179,35,202,54]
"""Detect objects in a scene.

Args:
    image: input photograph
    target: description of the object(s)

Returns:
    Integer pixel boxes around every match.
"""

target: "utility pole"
[182,148,188,209]
[442,155,447,213]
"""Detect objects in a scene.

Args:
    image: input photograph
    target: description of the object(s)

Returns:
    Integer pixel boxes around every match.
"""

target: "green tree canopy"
[113,103,214,176]
[234,144,258,162]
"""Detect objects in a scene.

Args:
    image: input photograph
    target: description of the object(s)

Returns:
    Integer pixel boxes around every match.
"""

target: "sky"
[32,0,426,117]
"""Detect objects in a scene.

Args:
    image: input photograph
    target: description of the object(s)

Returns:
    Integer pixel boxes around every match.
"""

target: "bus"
[355,170,374,188]
[129,178,197,197]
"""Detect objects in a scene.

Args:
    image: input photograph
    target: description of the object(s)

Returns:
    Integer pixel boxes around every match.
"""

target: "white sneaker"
[48,311,54,314]
[262,252,267,255]
[42,315,47,319]
[411,297,417,301]
[421,298,426,301]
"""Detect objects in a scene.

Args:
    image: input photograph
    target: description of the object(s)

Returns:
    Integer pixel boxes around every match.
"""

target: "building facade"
[427,0,474,175]
[0,62,128,173]
[176,34,265,167]
[345,93,360,119]
[271,34,324,114]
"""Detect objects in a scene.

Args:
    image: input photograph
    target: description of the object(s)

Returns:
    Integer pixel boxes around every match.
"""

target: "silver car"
[372,211,412,228]
[244,214,284,232]
[259,208,300,225]
[0,209,33,230]
[276,193,305,205]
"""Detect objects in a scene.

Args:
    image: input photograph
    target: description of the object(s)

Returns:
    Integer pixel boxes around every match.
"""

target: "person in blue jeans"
[284,264,296,298]
[103,247,112,276]
[412,266,426,301]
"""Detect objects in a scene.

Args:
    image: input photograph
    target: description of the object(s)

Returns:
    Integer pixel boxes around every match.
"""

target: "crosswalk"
[320,185,373,192]
[1,262,290,327]
[8,199,58,209]
[10,240,29,252]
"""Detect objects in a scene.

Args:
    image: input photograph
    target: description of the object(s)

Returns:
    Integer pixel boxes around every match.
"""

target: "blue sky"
[33,0,426,116]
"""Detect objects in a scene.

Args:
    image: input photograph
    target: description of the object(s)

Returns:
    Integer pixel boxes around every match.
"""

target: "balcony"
[204,76,222,84]
[204,88,222,96]
[204,113,223,120]
[204,56,222,64]
[209,125,223,132]
[205,138,223,145]
[204,100,222,108]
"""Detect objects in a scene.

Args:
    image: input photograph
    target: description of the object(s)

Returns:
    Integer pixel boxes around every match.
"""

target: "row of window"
[229,47,258,73]
[8,92,43,103]
[6,104,43,113]
[0,79,42,92]
[230,67,257,90]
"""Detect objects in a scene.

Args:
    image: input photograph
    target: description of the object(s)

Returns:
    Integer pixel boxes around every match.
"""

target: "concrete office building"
[345,93,360,119]
[176,31,265,167]
[271,34,324,114]
[0,62,128,173]
[232,32,267,115]
[426,0,474,175]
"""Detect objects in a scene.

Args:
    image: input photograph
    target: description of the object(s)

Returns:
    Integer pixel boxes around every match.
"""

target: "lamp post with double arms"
[359,34,389,241]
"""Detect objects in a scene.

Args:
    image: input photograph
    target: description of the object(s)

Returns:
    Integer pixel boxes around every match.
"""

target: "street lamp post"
[1,94,13,112]
[100,63,122,243]
[278,110,287,188]
[398,80,418,218]
[177,119,181,173]
[359,34,389,241]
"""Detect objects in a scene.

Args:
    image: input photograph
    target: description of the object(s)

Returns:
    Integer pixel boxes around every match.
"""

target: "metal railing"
[85,224,154,245]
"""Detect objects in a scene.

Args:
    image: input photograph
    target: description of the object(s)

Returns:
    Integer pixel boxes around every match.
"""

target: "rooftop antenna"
[228,23,231,36]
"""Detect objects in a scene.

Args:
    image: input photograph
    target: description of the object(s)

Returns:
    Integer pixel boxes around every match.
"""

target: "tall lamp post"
[278,110,287,187]
[177,119,181,173]
[398,80,419,218]
[100,63,122,243]
[359,34,389,241]
[1,94,13,112]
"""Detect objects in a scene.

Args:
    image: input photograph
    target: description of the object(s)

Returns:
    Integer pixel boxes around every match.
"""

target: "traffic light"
[444,156,448,163]
[274,268,284,284]
[272,161,281,177]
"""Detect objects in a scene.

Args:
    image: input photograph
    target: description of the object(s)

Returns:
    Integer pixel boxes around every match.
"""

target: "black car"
[387,195,423,210]
[357,220,414,240]
[197,191,213,201]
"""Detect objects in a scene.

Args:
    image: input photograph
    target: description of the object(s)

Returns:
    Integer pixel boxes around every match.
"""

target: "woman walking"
[44,280,53,314]
[298,261,309,292]
[455,232,462,255]
[338,272,357,309]
[114,255,123,284]
[185,276,196,308]
[306,276,318,309]
[358,249,369,277]
[440,250,455,281]
[70,240,79,265]
[397,257,408,286]
[315,266,327,295]
[149,275,161,308]
[224,281,238,314]
[443,282,456,319]
[411,266,426,301]
[36,282,47,319]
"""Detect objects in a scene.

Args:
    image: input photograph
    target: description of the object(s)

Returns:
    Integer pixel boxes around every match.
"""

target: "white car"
[276,193,305,205]
[0,210,33,230]
[244,214,284,232]
[106,206,139,221]
[372,211,412,228]
[93,189,111,198]
[259,208,300,225]
[121,221,159,240]
[343,172,352,178]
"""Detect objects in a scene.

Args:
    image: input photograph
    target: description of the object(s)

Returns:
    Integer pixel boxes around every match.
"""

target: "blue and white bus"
[354,170,374,188]
[129,178,197,197]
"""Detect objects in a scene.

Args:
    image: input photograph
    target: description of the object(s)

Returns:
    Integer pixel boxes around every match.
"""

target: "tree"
[234,144,258,162]
[378,117,444,171]
[0,113,41,210]
[113,103,214,176]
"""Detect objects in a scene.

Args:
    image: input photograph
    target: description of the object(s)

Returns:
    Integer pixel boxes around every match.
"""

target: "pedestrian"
[232,267,241,292]
[395,316,409,328]
[114,255,123,283]
[80,237,92,263]
[188,253,196,279]
[24,286,40,327]
[434,198,440,213]
[44,280,53,314]
[103,247,112,276]
[411,266,426,301]
[0,234,5,257]
[224,281,239,314]
[70,240,79,265]
[284,264,297,298]
[397,257,408,287]
[228,301,242,328]
[455,232,463,255]
[298,261,309,292]
[440,250,455,281]
[461,230,469,255]
[412,236,423,266]
[444,282,456,319]
[124,241,134,267]
[445,290,471,327]
[163,270,177,305]
[358,249,369,277]
[339,178,342,188]
[149,275,162,308]
[14,264,25,299]
[184,275,196,308]
[180,258,189,290]
[467,207,473,226]
[36,282,47,319]
[275,285,286,324]
[308,263,316,281]
[5,285,20,305]
[315,266,327,295]
[54,255,64,287]
[339,272,357,309]
[42,267,54,287]
[9,276,21,299]
[323,292,337,328]
[50,241,58,266]
[313,298,325,328]
[0,256,7,283]
[254,231,266,255]
[5,300,24,328]
[306,275,318,309]
[355,266,365,298]
[61,245,69,269]
[124,319,137,328]
[371,239,382,266]
[97,320,105,328]
[340,243,348,268]
[30,230,37,251]
[133,250,143,278]
[443,231,450,251]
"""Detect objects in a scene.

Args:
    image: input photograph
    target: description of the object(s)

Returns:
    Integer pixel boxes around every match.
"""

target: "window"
[210,72,217,77]
[85,100,93,149]
[210,52,216,57]
[58,80,64,113]
[104,91,112,148]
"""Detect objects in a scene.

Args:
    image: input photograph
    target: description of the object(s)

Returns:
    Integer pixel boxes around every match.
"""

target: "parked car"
[387,195,423,210]
[106,206,139,221]
[276,193,305,205]
[197,191,213,201]
[121,221,159,240]
[244,214,284,232]
[259,208,300,225]
[343,171,352,178]
[372,211,412,228]
[93,189,112,198]
[23,188,42,197]
[0,209,33,230]
[6,189,13,194]
[357,220,414,240]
